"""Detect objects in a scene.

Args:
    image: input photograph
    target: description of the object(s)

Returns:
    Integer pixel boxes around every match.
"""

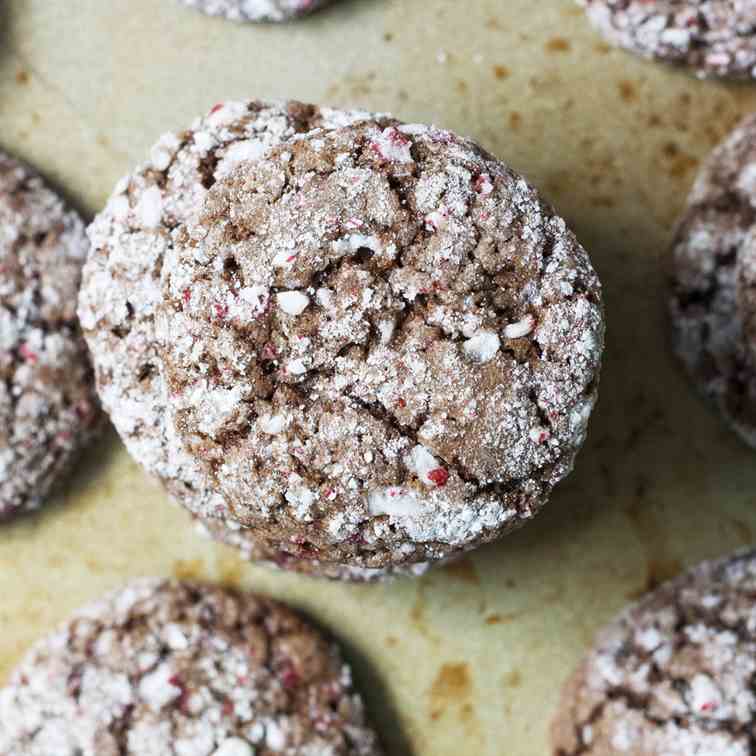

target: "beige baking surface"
[2,1,756,754]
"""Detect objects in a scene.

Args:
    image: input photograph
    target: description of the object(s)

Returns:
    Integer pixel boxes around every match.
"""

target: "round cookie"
[669,113,756,447]
[0,152,99,520]
[155,119,604,571]
[78,101,398,579]
[179,0,332,23]
[551,550,756,756]
[579,0,756,79]
[0,578,382,755]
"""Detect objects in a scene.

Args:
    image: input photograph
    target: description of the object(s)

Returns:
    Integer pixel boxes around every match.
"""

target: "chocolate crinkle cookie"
[551,550,756,756]
[580,1,756,79]
[0,152,100,521]
[79,100,604,578]
[179,0,333,23]
[0,578,382,756]
[669,113,756,447]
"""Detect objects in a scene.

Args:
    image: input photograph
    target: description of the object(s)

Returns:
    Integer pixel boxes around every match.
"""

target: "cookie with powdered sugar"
[580,1,756,79]
[0,152,100,521]
[78,100,404,579]
[551,550,756,756]
[669,114,756,447]
[155,119,604,573]
[179,0,333,23]
[0,579,382,755]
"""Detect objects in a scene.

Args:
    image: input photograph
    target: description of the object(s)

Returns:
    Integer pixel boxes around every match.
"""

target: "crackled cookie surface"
[156,120,604,570]
[551,550,756,756]
[0,152,99,520]
[78,101,397,577]
[580,1,756,79]
[0,579,382,756]
[179,0,332,22]
[669,114,756,447]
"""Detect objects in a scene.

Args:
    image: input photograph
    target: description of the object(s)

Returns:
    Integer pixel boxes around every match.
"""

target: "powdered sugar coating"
[156,120,604,570]
[195,516,432,581]
[0,579,382,755]
[580,0,756,79]
[179,0,332,23]
[78,101,403,578]
[0,152,100,520]
[669,114,756,447]
[551,550,756,756]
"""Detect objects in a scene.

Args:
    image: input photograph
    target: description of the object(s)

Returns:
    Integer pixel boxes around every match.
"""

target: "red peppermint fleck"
[274,550,294,567]
[387,127,410,147]
[280,663,301,690]
[474,173,494,195]
[222,698,235,717]
[209,102,224,115]
[182,288,191,305]
[396,397,407,409]
[701,701,719,712]
[18,343,37,364]
[428,468,449,487]
[213,302,228,319]
[67,670,83,698]
[169,675,192,714]
[261,343,278,361]
[55,431,73,446]
[75,399,93,420]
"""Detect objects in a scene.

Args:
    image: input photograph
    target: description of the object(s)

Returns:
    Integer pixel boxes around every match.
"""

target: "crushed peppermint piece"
[276,291,310,316]
[463,330,501,363]
[503,315,535,339]
[370,126,414,164]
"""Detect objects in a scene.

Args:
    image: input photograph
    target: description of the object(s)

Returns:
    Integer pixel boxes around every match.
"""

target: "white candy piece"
[276,291,310,316]
[260,414,286,435]
[137,185,163,229]
[406,445,443,486]
[503,315,535,339]
[138,664,181,711]
[368,487,425,518]
[463,330,500,363]
[213,738,255,756]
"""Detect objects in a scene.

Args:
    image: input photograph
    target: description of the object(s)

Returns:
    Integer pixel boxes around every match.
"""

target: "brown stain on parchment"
[173,558,205,581]
[217,556,244,588]
[410,579,441,645]
[624,478,684,598]
[429,663,471,719]
[660,141,699,180]
[442,556,480,586]
[503,669,522,688]
[618,80,637,103]
[428,663,482,742]
[546,37,571,53]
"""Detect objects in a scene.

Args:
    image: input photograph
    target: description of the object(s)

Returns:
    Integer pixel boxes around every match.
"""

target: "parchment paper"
[2,2,756,753]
